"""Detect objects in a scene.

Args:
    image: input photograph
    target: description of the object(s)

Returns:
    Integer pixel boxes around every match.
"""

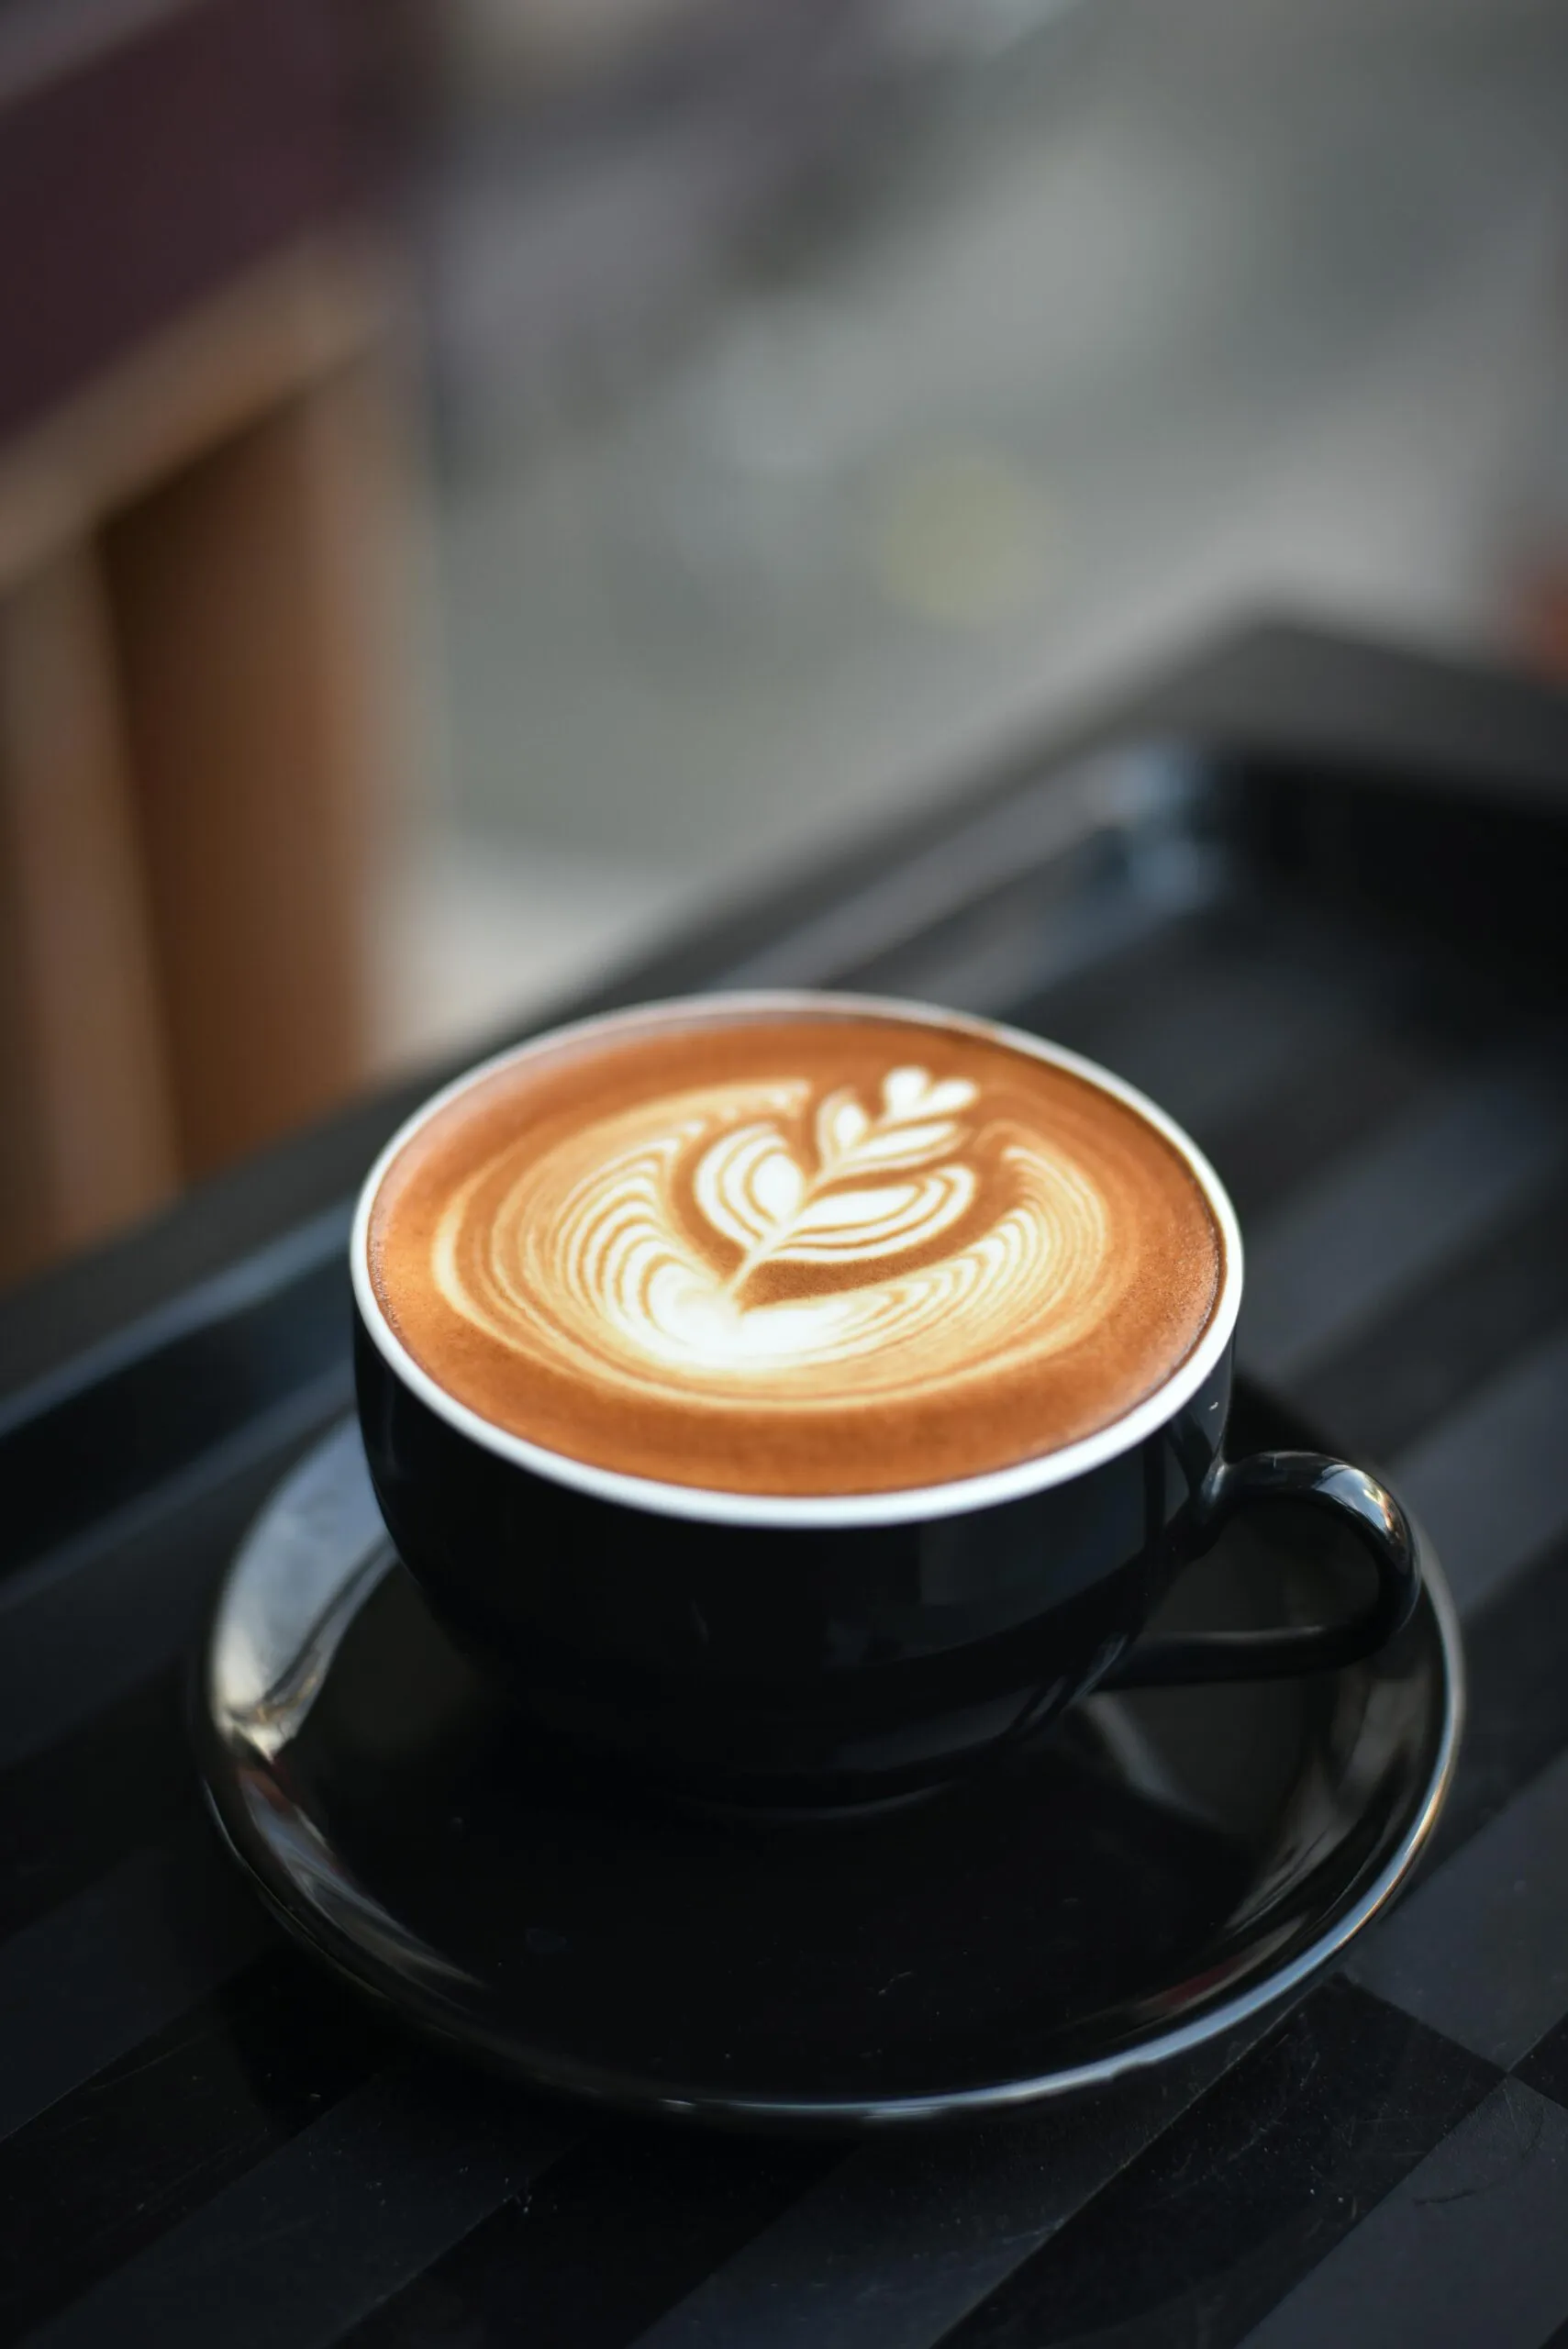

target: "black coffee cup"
[351,995,1420,1808]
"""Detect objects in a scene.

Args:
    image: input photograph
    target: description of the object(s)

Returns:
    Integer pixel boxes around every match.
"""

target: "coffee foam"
[367,1008,1225,1496]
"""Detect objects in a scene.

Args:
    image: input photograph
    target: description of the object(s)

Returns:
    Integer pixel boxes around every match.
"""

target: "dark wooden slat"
[1350,1742,1568,2069]
[1383,1322,1568,1617]
[1518,2011,1568,2107]
[0,1835,273,2142]
[347,2123,838,2349]
[0,1212,350,1574]
[628,2025,1273,2349]
[1425,1527,1568,1864]
[0,1669,186,1941]
[936,1985,1495,2349]
[1197,1019,1459,1229]
[1014,913,1364,1141]
[1294,1174,1568,1461]
[1241,1048,1568,1383]
[28,2062,584,2349]
[854,826,1220,1029]
[0,1375,347,1771]
[0,1955,388,2340]
[1243,2081,1568,2349]
[1173,624,1568,812]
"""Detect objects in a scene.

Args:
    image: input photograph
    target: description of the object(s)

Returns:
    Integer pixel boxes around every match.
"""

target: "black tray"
[6,620,1568,2347]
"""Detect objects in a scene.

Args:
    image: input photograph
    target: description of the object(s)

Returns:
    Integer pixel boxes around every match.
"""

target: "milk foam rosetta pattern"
[430,1063,1128,1408]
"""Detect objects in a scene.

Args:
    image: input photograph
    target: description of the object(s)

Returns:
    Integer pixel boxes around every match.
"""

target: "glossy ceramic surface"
[357,1322,1240,1801]
[200,1416,1460,2128]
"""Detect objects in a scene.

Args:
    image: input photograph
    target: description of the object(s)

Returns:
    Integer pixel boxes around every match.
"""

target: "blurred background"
[5,0,1568,1289]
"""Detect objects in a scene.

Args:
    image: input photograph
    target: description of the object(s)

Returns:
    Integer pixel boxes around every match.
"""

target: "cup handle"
[1100,1451,1422,1689]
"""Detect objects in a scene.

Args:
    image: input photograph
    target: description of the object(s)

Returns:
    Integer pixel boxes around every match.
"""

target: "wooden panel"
[102,355,399,1174]
[0,540,178,1282]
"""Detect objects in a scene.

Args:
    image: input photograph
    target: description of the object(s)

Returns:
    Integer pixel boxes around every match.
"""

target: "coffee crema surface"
[367,1007,1225,1495]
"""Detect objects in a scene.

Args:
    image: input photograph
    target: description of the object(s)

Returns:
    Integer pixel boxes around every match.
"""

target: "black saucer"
[198,1415,1461,2129]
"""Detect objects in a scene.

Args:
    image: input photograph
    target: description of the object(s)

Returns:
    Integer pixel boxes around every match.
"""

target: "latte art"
[368,1006,1226,1495]
[435,1063,1122,1411]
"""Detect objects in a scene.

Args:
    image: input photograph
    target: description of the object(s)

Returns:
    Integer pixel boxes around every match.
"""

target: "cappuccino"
[366,1001,1224,1496]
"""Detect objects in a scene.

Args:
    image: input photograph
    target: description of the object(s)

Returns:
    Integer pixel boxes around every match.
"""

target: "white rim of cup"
[350,990,1245,1529]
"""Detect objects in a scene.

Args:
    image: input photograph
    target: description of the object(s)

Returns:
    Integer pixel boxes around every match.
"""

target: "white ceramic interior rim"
[350,989,1246,1529]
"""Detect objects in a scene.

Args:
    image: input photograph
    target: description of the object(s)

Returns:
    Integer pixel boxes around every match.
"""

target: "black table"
[6,618,1568,2348]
